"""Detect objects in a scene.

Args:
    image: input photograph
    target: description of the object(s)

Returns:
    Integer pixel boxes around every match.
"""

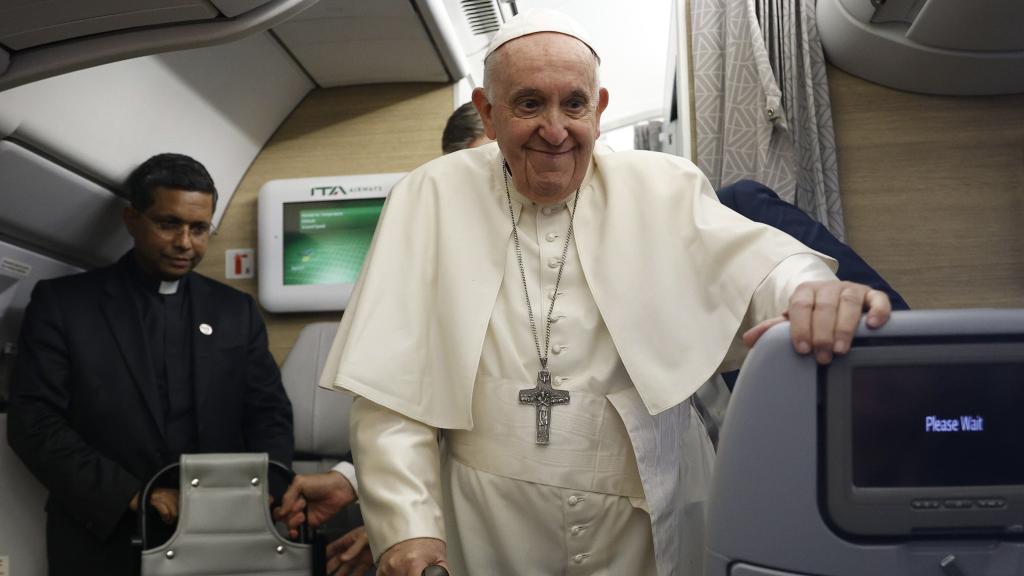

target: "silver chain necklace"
[502,162,580,444]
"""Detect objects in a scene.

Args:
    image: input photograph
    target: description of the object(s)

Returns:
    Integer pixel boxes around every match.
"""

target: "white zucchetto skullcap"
[485,9,599,62]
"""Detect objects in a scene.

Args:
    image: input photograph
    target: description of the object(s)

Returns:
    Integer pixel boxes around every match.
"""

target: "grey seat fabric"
[141,453,311,576]
[280,321,363,541]
[0,412,49,574]
[281,321,351,475]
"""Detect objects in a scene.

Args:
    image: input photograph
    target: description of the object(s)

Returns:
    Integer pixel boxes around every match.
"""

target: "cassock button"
[541,206,558,216]
[552,345,566,355]
[547,257,562,269]
[545,232,559,242]
[199,323,213,336]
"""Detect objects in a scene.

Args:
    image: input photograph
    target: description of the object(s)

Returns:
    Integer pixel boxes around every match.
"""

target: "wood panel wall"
[196,83,453,364]
[829,66,1024,310]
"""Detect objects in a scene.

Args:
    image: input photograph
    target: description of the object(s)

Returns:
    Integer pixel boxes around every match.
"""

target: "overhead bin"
[212,0,277,18]
[0,140,131,268]
[0,0,320,91]
[818,0,1024,95]
[0,1,220,51]
[269,0,469,86]
[0,33,314,227]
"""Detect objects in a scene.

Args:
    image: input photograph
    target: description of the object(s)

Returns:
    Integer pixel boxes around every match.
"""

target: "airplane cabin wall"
[193,82,453,365]
[0,32,314,228]
[830,66,1024,309]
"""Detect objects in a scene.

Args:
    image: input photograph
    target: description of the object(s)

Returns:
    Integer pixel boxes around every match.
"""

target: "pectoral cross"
[519,368,570,445]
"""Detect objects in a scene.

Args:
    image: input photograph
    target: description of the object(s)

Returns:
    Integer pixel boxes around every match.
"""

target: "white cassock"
[320,143,837,575]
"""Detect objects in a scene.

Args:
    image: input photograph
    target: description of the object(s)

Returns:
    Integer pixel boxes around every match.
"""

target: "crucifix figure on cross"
[518,368,570,445]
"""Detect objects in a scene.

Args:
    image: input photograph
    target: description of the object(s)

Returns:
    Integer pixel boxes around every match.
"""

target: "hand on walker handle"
[378,537,448,576]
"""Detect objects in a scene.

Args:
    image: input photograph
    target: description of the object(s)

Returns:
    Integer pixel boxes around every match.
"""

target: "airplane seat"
[280,322,362,531]
[0,412,49,574]
[706,309,1024,576]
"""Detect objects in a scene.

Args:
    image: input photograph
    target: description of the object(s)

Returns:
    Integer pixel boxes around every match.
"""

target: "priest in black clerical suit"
[7,153,294,575]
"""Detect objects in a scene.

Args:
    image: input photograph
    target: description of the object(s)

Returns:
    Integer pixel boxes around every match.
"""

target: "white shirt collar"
[158,280,180,295]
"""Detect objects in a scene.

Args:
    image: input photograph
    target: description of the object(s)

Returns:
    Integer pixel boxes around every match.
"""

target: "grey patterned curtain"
[691,0,844,239]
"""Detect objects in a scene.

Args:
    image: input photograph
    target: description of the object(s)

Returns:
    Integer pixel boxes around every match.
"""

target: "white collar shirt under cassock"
[319,143,837,575]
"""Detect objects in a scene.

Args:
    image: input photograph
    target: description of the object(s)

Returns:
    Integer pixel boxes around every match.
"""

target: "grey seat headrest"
[281,322,351,457]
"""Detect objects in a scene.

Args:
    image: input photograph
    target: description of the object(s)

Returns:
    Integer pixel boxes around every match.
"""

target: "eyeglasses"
[139,212,215,240]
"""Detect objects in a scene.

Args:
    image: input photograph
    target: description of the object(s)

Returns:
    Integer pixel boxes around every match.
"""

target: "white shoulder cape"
[318,143,833,429]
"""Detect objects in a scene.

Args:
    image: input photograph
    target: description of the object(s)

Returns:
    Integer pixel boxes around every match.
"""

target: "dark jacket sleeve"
[240,294,294,467]
[717,180,911,310]
[6,281,141,540]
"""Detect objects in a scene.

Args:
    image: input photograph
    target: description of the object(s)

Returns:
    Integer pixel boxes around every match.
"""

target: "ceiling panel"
[272,0,449,86]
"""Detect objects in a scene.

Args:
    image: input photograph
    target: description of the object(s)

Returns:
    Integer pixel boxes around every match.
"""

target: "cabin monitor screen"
[257,172,402,313]
[282,199,384,286]
[824,342,1024,537]
[851,362,1024,488]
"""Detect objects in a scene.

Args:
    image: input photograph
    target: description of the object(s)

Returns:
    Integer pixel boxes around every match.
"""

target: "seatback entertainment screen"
[825,342,1024,537]
[282,198,385,286]
[852,362,1024,488]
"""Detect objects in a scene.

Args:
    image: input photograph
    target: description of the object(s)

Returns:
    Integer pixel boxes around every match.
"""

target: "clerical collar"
[159,280,180,295]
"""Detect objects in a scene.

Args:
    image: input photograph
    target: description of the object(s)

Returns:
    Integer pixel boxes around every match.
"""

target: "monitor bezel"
[823,340,1024,538]
[257,174,403,313]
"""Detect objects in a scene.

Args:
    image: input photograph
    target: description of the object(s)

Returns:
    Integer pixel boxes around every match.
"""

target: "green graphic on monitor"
[283,199,384,286]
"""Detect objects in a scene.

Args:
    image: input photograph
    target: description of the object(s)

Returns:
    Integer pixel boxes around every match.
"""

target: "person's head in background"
[123,153,218,280]
[442,101,492,154]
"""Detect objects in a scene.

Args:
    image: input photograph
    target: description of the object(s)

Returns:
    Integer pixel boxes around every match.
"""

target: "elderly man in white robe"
[318,9,891,576]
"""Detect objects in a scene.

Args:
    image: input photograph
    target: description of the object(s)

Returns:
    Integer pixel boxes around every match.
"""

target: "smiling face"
[473,32,609,204]
[123,186,214,280]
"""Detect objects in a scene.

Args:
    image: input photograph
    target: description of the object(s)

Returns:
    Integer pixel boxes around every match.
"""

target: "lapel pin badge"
[199,323,213,336]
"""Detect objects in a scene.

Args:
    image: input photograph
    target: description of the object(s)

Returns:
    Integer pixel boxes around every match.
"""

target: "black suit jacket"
[714,181,910,392]
[717,180,910,310]
[7,253,293,573]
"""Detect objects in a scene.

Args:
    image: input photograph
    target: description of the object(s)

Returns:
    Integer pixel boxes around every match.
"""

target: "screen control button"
[912,499,941,510]
[976,498,1007,509]
[943,499,974,509]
